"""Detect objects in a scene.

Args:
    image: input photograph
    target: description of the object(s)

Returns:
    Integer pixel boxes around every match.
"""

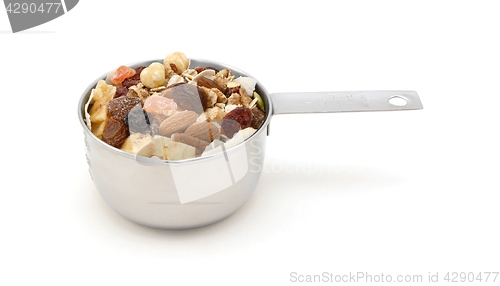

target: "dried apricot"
[111,66,136,85]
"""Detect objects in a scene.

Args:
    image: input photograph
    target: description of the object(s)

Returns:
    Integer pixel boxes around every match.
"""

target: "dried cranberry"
[107,96,142,118]
[114,86,128,98]
[225,87,240,98]
[102,116,128,148]
[221,107,252,138]
[122,66,146,88]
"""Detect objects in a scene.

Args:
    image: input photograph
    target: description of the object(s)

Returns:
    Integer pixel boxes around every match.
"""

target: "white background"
[1,1,499,285]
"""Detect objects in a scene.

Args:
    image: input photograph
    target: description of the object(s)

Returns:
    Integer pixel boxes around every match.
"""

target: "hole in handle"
[389,96,407,106]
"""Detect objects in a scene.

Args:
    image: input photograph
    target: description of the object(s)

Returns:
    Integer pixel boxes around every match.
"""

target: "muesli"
[85,52,266,160]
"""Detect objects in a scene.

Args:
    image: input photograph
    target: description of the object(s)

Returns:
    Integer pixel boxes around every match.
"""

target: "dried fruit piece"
[253,92,265,111]
[251,107,265,129]
[221,107,252,138]
[163,83,206,114]
[143,96,177,113]
[123,107,153,134]
[165,141,196,161]
[196,76,223,92]
[122,66,146,88]
[91,121,106,139]
[171,133,210,156]
[89,101,109,123]
[107,96,142,118]
[225,87,240,98]
[102,116,128,148]
[184,122,221,142]
[159,111,198,137]
[121,133,154,155]
[114,86,128,98]
[111,66,136,84]
[93,80,116,103]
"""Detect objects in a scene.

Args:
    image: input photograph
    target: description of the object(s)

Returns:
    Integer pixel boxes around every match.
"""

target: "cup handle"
[270,90,423,115]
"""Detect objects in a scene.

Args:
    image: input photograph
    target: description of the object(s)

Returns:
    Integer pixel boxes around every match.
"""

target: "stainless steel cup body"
[79,59,272,229]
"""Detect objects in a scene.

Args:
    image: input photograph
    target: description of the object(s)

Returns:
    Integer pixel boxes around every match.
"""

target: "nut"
[184,122,221,142]
[159,111,198,137]
[181,69,197,82]
[226,81,241,88]
[239,88,253,107]
[140,62,166,89]
[199,86,218,108]
[171,133,210,156]
[227,93,241,106]
[164,52,190,75]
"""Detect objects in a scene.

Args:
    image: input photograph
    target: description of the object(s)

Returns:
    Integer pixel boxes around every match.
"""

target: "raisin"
[102,116,128,148]
[251,107,265,129]
[122,66,146,88]
[221,107,252,138]
[196,76,223,92]
[107,96,142,118]
[164,83,206,114]
[114,86,128,98]
[225,87,240,98]
[123,107,153,134]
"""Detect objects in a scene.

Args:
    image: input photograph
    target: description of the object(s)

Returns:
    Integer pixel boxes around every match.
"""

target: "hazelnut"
[140,62,166,89]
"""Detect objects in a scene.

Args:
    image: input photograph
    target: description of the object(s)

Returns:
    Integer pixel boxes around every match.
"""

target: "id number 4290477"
[443,272,498,283]
[6,3,62,14]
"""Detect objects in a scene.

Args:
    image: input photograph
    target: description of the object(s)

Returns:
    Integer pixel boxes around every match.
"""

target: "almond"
[171,133,210,156]
[159,111,198,137]
[184,122,221,142]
